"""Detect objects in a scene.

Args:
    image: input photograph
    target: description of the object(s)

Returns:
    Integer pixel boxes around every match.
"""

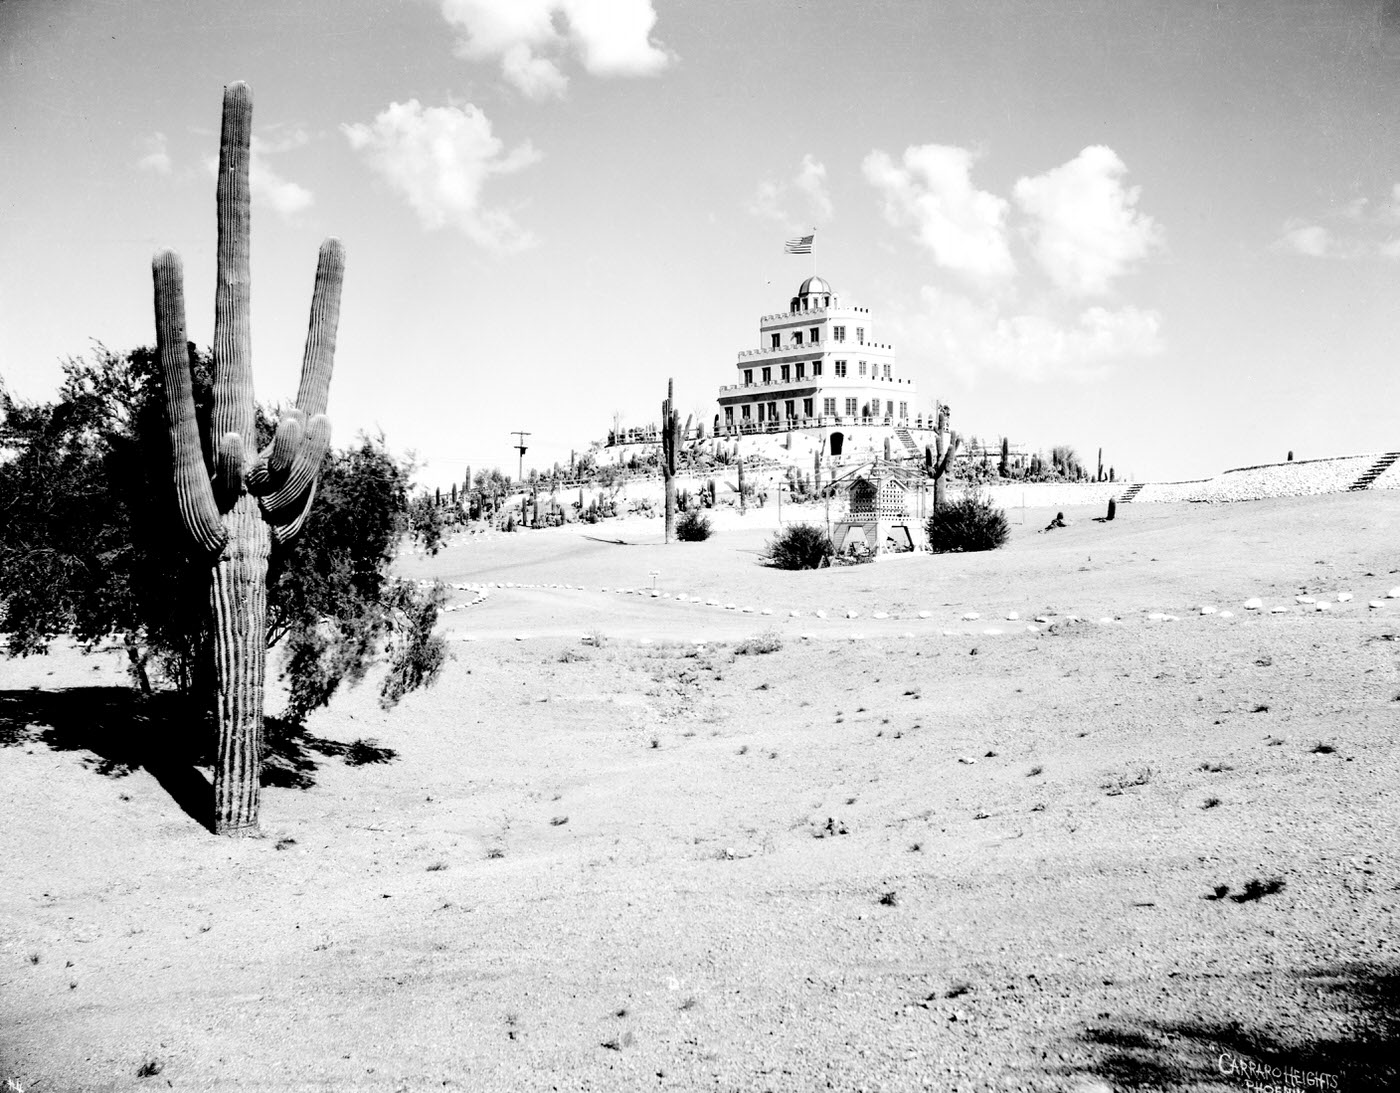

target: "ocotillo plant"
[153,81,344,835]
[932,404,958,510]
[661,378,680,542]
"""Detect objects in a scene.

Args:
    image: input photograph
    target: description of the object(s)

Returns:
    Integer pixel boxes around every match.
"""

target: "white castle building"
[715,277,932,455]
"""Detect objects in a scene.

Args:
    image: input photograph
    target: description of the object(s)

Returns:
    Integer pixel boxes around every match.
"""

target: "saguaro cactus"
[738,457,747,515]
[932,403,958,510]
[661,378,680,542]
[152,82,344,835]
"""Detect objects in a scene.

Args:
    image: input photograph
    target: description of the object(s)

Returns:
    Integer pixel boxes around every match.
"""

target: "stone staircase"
[1116,482,1146,504]
[893,426,921,458]
[1346,452,1400,491]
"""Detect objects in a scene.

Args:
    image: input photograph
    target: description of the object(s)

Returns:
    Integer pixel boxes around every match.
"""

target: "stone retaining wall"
[950,452,1395,507]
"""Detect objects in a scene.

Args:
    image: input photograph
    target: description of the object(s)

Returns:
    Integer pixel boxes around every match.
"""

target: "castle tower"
[716,277,917,445]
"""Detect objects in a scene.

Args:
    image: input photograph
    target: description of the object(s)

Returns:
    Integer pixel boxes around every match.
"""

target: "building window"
[803,397,814,417]
[762,366,771,383]
[883,364,891,379]
[795,362,805,380]
[770,334,780,350]
[743,369,752,386]
[833,325,846,342]
[780,364,790,382]
[813,360,822,376]
[856,327,865,345]
[725,406,734,426]
[899,401,908,419]
[741,404,751,420]
[793,331,803,346]
[858,360,867,377]
[809,327,819,343]
[835,360,847,377]
[785,399,795,419]
[757,403,766,422]
[886,401,894,417]
[845,397,858,416]
[823,397,837,415]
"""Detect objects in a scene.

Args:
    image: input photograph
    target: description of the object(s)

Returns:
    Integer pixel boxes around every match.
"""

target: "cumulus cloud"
[1274,221,1335,258]
[911,286,1163,383]
[748,154,833,230]
[1012,146,1162,296]
[440,0,671,98]
[136,132,171,174]
[1273,186,1400,259]
[341,100,540,251]
[862,144,1015,283]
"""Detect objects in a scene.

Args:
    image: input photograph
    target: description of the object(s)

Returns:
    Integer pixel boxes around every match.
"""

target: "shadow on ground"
[1068,962,1399,1090]
[0,686,396,830]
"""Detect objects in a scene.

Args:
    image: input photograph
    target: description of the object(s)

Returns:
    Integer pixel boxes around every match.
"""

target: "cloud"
[748,154,833,230]
[341,100,540,251]
[1273,186,1400,259]
[136,132,171,174]
[440,0,671,98]
[911,285,1163,383]
[1274,221,1335,258]
[862,144,1015,283]
[563,0,671,76]
[1012,146,1162,296]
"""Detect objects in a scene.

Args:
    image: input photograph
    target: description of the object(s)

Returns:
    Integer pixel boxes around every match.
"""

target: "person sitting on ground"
[1040,511,1069,533]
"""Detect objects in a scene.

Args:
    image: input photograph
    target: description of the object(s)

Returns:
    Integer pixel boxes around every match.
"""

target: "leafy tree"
[0,344,444,723]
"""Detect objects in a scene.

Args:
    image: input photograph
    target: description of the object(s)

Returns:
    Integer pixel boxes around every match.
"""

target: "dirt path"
[2,494,1397,1092]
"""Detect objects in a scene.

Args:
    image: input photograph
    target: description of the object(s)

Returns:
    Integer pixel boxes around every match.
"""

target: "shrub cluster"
[762,522,832,570]
[676,507,712,541]
[924,493,1009,554]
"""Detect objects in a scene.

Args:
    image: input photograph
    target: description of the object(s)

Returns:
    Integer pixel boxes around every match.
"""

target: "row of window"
[768,325,866,350]
[745,360,825,385]
[725,400,908,423]
[741,359,893,386]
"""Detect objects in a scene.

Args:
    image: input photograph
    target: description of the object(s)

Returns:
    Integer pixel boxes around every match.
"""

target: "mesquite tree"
[152,82,344,835]
[661,378,680,542]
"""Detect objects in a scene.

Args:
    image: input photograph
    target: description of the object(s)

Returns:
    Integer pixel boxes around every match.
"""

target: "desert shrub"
[735,629,782,655]
[761,522,832,570]
[924,492,1009,553]
[676,508,712,541]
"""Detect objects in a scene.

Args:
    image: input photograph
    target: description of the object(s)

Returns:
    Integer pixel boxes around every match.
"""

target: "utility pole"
[511,431,531,485]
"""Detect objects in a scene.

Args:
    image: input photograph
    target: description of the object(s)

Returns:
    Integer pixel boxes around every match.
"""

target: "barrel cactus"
[152,82,344,835]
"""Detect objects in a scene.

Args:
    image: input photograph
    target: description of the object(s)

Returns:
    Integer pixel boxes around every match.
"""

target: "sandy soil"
[2,494,1398,1092]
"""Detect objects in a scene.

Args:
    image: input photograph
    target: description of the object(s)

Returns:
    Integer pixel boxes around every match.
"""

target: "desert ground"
[2,493,1397,1092]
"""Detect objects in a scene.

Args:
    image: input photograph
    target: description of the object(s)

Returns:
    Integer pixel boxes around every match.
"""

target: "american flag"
[784,234,814,254]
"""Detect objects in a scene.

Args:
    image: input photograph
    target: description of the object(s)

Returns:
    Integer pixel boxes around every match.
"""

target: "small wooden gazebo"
[825,459,930,557]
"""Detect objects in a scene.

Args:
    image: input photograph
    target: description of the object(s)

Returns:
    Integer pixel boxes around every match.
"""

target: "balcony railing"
[720,373,913,393]
[736,341,893,361]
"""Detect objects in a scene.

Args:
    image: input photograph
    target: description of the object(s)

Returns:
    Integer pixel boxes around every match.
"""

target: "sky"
[4,0,1400,486]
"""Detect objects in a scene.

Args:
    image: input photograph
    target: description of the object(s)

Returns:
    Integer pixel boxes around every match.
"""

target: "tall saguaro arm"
[150,80,345,835]
[153,251,227,555]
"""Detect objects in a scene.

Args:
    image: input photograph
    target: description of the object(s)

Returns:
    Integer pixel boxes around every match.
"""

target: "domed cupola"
[791,275,836,312]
